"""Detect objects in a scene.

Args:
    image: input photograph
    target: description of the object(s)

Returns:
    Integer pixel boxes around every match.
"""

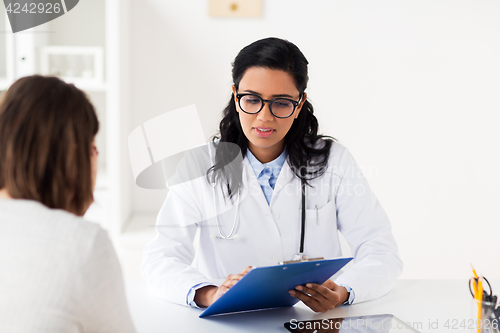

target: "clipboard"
[199,257,353,318]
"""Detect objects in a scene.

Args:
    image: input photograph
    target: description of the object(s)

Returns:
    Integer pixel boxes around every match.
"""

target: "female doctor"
[141,37,403,312]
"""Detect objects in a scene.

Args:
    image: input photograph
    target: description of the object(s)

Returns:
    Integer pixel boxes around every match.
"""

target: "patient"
[0,76,136,332]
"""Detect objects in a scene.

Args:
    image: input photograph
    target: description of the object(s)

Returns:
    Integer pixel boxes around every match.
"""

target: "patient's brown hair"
[0,75,99,216]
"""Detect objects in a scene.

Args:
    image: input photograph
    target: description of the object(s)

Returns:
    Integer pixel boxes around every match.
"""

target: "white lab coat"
[141,141,403,306]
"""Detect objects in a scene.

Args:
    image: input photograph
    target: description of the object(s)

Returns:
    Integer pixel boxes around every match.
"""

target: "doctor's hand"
[194,266,252,308]
[288,279,349,313]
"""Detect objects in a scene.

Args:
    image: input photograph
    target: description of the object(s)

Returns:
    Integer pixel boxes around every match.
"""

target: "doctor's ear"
[294,92,307,119]
[232,85,239,113]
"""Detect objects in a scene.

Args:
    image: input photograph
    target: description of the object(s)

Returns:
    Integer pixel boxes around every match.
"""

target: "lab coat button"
[273,212,280,220]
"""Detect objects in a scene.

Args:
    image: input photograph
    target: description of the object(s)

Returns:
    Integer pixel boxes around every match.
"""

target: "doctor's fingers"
[221,273,246,288]
[225,266,252,283]
[288,289,330,313]
[296,284,340,310]
[219,267,253,294]
[217,279,239,295]
[240,266,252,275]
[322,279,338,290]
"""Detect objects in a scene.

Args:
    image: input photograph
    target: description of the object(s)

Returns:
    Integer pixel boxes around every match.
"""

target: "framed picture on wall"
[40,46,104,89]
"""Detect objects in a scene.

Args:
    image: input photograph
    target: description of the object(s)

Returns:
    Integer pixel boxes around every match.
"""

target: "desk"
[126,279,495,333]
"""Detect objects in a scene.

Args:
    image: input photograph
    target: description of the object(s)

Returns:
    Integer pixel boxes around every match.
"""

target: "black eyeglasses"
[235,93,302,119]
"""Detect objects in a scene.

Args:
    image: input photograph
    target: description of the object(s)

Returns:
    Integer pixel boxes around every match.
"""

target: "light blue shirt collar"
[246,149,287,180]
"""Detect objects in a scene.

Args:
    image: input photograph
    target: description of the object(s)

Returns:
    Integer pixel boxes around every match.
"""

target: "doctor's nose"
[256,102,274,122]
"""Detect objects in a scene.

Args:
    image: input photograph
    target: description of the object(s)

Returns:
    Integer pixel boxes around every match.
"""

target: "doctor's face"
[233,67,306,163]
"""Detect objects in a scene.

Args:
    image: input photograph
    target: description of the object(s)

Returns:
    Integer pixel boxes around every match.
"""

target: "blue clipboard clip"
[281,256,324,265]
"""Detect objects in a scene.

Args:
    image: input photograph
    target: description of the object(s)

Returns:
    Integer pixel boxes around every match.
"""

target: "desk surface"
[126,279,495,333]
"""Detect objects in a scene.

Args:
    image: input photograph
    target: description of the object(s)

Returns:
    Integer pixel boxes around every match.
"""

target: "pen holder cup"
[472,299,499,333]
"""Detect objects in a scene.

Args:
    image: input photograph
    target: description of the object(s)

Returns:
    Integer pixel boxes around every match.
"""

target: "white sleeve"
[78,229,136,333]
[141,181,214,306]
[333,147,403,304]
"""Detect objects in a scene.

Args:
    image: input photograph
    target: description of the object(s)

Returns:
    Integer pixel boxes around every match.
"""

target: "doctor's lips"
[254,127,275,138]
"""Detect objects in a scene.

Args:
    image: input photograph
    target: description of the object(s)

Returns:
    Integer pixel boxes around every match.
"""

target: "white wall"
[130,0,500,279]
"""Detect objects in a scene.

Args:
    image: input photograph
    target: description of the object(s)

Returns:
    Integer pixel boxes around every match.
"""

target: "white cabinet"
[0,0,133,234]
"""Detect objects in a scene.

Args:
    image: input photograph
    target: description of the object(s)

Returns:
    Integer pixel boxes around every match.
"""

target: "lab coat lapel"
[270,161,295,201]
[242,157,271,210]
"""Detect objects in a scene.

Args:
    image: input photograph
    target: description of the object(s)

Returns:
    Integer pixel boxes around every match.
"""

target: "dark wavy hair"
[209,37,333,199]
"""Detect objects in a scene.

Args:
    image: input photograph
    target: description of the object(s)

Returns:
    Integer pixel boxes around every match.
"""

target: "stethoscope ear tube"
[211,180,240,240]
[299,178,306,254]
[212,174,308,261]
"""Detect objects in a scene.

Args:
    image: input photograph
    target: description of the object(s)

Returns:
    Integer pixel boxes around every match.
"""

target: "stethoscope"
[211,181,241,240]
[211,177,308,261]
